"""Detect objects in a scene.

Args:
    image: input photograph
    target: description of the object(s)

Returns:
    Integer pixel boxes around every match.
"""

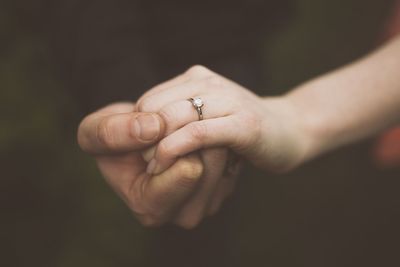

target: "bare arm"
[282,35,400,164]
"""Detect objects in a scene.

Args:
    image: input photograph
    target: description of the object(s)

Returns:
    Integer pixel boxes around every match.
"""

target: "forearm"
[282,35,400,163]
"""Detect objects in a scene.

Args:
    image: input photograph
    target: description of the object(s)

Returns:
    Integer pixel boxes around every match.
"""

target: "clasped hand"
[78,65,306,229]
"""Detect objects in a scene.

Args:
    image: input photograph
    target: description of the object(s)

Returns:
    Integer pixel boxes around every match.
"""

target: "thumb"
[78,111,165,154]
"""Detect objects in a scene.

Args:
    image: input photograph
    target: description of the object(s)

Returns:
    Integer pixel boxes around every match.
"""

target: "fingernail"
[132,114,160,141]
[146,158,158,174]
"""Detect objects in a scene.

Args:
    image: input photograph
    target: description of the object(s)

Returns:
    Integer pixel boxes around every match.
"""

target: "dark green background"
[1,0,399,266]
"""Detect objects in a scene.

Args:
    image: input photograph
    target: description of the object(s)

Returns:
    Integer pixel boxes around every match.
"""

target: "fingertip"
[147,141,176,175]
[146,158,158,174]
[141,145,157,162]
[146,158,171,176]
[76,118,88,152]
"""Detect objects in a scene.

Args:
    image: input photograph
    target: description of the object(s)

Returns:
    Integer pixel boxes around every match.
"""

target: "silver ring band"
[188,97,204,121]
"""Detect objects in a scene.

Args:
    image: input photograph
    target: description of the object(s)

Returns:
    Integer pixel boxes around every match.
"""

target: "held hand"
[78,102,194,227]
[136,65,307,176]
[78,102,240,228]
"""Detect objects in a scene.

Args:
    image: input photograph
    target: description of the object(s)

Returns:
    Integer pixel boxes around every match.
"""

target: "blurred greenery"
[1,0,399,267]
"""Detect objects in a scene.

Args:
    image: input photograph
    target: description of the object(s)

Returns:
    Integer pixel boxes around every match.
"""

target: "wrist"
[258,95,315,172]
[282,81,341,165]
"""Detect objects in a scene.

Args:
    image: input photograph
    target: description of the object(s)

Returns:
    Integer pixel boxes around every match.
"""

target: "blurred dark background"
[1,0,400,266]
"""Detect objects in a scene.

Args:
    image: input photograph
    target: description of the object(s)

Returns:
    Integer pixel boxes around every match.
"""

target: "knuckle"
[188,122,208,140]
[127,184,146,214]
[204,75,224,88]
[176,175,199,190]
[96,117,117,150]
[136,97,154,112]
[185,65,211,78]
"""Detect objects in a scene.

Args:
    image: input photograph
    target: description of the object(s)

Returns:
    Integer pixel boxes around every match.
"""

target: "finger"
[135,74,188,109]
[136,78,217,113]
[206,152,243,216]
[206,173,238,216]
[78,111,165,154]
[172,148,228,229]
[136,65,215,111]
[206,150,241,216]
[96,152,145,206]
[158,96,236,135]
[141,145,157,162]
[222,151,245,177]
[142,153,204,224]
[96,102,136,115]
[147,115,258,175]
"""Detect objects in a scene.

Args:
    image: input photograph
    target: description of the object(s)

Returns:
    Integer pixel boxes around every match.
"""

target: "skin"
[77,82,240,229]
[78,35,400,229]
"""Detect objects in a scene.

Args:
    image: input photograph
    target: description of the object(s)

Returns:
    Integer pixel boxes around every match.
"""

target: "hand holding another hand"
[136,65,307,174]
[78,65,307,228]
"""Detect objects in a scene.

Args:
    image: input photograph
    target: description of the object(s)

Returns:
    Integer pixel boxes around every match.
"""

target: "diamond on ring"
[192,97,204,108]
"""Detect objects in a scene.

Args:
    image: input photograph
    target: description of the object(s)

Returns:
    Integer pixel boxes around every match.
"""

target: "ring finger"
[136,78,223,113]
[158,95,236,135]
